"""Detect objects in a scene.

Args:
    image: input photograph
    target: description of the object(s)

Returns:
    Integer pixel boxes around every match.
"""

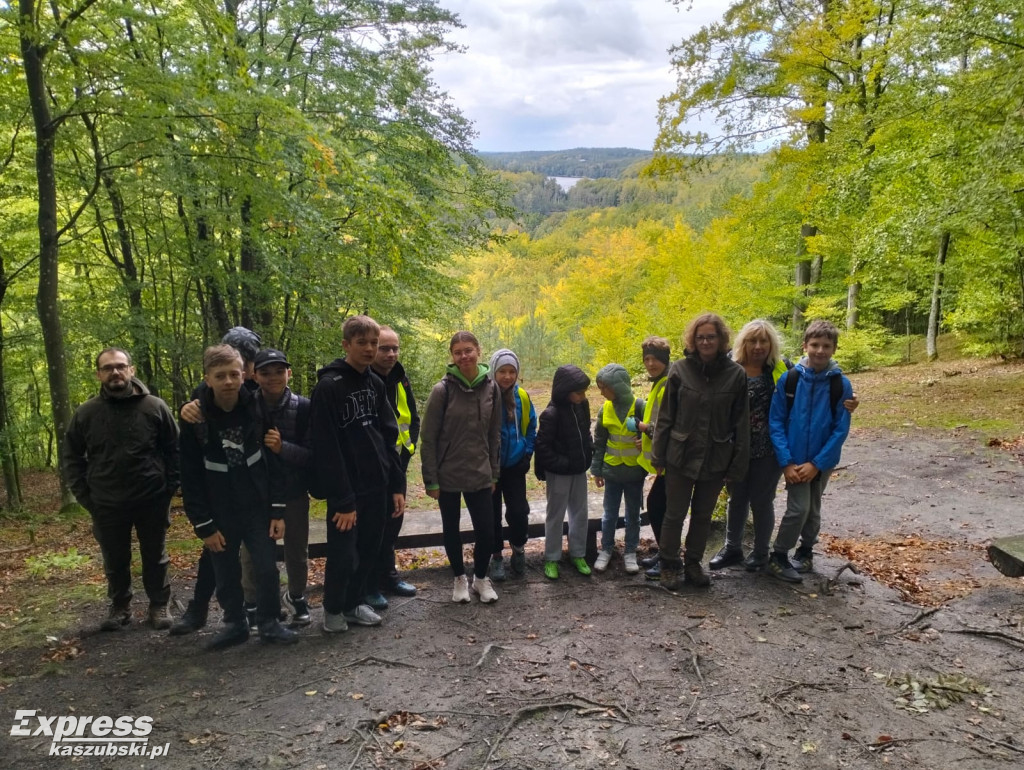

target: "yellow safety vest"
[395,382,416,455]
[639,376,667,473]
[516,386,532,438]
[771,357,788,385]
[602,400,641,467]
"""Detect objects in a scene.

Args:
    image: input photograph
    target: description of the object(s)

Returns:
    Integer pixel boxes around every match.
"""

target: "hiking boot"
[791,547,815,574]
[282,593,311,626]
[571,557,592,576]
[169,600,208,636]
[645,561,661,580]
[594,550,612,572]
[100,604,131,632]
[323,611,348,633]
[489,557,507,582]
[510,546,526,576]
[147,603,173,630]
[259,620,298,645]
[544,561,560,580]
[638,551,660,569]
[343,604,382,626]
[387,579,417,597]
[765,552,803,583]
[744,553,769,573]
[660,567,683,591]
[243,603,258,631]
[452,575,470,603]
[364,591,389,611]
[709,546,744,571]
[471,576,498,604]
[207,622,250,650]
[683,560,711,588]
[624,552,640,574]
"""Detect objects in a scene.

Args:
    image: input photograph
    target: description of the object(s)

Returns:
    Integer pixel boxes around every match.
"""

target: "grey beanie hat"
[488,348,520,378]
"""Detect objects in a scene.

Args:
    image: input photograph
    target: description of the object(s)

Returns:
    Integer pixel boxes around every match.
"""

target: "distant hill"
[478,148,652,178]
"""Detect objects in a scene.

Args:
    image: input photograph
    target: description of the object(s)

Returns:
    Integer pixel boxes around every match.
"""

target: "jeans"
[439,488,493,579]
[544,472,589,561]
[492,464,530,554]
[724,455,783,560]
[659,471,725,566]
[773,469,833,554]
[323,489,389,615]
[208,509,281,626]
[90,498,171,607]
[600,478,643,554]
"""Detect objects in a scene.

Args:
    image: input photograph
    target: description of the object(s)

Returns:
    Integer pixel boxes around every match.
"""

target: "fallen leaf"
[351,693,364,700]
[305,690,317,696]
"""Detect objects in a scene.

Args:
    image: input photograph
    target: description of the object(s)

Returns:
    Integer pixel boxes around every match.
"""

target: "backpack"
[783,369,844,417]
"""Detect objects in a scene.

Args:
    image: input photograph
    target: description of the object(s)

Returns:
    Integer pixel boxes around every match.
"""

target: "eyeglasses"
[378,346,399,353]
[98,363,131,374]
[695,335,718,344]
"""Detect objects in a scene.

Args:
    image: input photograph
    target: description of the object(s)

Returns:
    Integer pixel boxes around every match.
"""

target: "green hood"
[596,363,634,421]
[446,361,491,388]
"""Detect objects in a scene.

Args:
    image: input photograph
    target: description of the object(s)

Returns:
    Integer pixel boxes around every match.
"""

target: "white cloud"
[430,0,729,151]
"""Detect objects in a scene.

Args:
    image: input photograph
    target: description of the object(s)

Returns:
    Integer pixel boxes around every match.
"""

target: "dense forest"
[0,0,1022,512]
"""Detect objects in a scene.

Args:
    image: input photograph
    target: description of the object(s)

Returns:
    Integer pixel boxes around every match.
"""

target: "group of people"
[63,311,854,649]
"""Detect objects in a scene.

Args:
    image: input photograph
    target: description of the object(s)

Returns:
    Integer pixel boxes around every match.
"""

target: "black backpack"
[782,369,844,416]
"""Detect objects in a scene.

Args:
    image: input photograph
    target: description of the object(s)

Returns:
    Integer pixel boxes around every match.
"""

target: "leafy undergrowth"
[822,533,987,606]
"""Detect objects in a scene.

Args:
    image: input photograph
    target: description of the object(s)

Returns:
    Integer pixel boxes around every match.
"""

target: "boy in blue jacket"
[767,320,853,583]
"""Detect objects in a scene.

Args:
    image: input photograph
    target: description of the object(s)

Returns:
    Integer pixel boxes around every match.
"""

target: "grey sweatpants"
[544,472,589,561]
[773,469,833,554]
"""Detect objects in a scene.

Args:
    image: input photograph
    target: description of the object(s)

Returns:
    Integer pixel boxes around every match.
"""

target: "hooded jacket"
[420,362,502,492]
[591,363,646,483]
[652,350,750,481]
[64,377,179,514]
[534,365,594,478]
[769,358,853,471]
[178,383,285,539]
[309,358,404,514]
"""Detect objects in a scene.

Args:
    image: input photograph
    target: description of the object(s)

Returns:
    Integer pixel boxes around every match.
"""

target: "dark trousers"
[491,465,530,554]
[90,498,171,607]
[208,512,281,626]
[660,472,726,566]
[323,489,388,615]
[439,487,493,579]
[646,475,666,545]
[725,454,783,560]
[376,511,405,587]
[191,547,217,606]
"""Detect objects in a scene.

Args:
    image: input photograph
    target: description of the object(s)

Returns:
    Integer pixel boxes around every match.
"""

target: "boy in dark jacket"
[310,315,406,633]
[178,344,296,649]
[767,320,853,582]
[536,365,594,580]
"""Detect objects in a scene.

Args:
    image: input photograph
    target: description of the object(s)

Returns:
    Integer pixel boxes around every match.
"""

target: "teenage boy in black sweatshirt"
[310,315,406,633]
[178,344,297,649]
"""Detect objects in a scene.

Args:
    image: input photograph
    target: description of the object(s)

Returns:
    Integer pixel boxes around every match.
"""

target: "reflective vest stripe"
[602,400,640,466]
[639,377,667,472]
[395,382,416,455]
[204,449,262,473]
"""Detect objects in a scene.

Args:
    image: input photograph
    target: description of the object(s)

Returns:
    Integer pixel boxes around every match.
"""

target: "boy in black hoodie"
[310,315,406,633]
[178,344,296,649]
[535,365,594,580]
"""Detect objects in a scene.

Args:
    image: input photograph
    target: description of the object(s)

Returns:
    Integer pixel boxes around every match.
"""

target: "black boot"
[169,600,208,636]
[259,620,299,645]
[207,622,250,650]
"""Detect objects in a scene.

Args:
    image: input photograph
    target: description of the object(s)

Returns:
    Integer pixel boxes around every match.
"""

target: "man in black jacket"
[310,315,406,633]
[64,348,179,631]
[178,344,297,649]
[367,325,420,605]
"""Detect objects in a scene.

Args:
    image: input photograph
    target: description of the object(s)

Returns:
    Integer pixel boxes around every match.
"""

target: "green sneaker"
[543,561,559,580]
[571,557,592,576]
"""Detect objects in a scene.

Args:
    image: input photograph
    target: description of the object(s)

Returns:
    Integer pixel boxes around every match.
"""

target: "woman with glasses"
[651,313,750,590]
[420,331,503,604]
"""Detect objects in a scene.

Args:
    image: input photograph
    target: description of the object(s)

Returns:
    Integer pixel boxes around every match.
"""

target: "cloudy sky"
[429,0,729,153]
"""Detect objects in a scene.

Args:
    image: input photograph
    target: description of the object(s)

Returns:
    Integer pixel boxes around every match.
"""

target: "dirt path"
[3,428,1023,769]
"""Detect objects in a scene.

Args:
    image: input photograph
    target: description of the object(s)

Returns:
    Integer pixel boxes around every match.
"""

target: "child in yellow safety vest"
[590,364,646,574]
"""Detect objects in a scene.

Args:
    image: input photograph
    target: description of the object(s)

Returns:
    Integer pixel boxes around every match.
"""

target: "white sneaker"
[471,576,498,604]
[594,550,613,572]
[343,604,382,626]
[323,611,348,633]
[452,575,470,603]
[624,552,639,574]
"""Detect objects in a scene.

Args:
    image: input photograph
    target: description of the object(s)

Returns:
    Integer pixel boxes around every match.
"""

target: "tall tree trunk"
[0,270,22,510]
[20,1,76,507]
[847,278,860,330]
[793,224,816,329]
[926,231,950,361]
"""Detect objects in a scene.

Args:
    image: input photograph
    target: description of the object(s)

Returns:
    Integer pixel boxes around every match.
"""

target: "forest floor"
[2,357,1024,769]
